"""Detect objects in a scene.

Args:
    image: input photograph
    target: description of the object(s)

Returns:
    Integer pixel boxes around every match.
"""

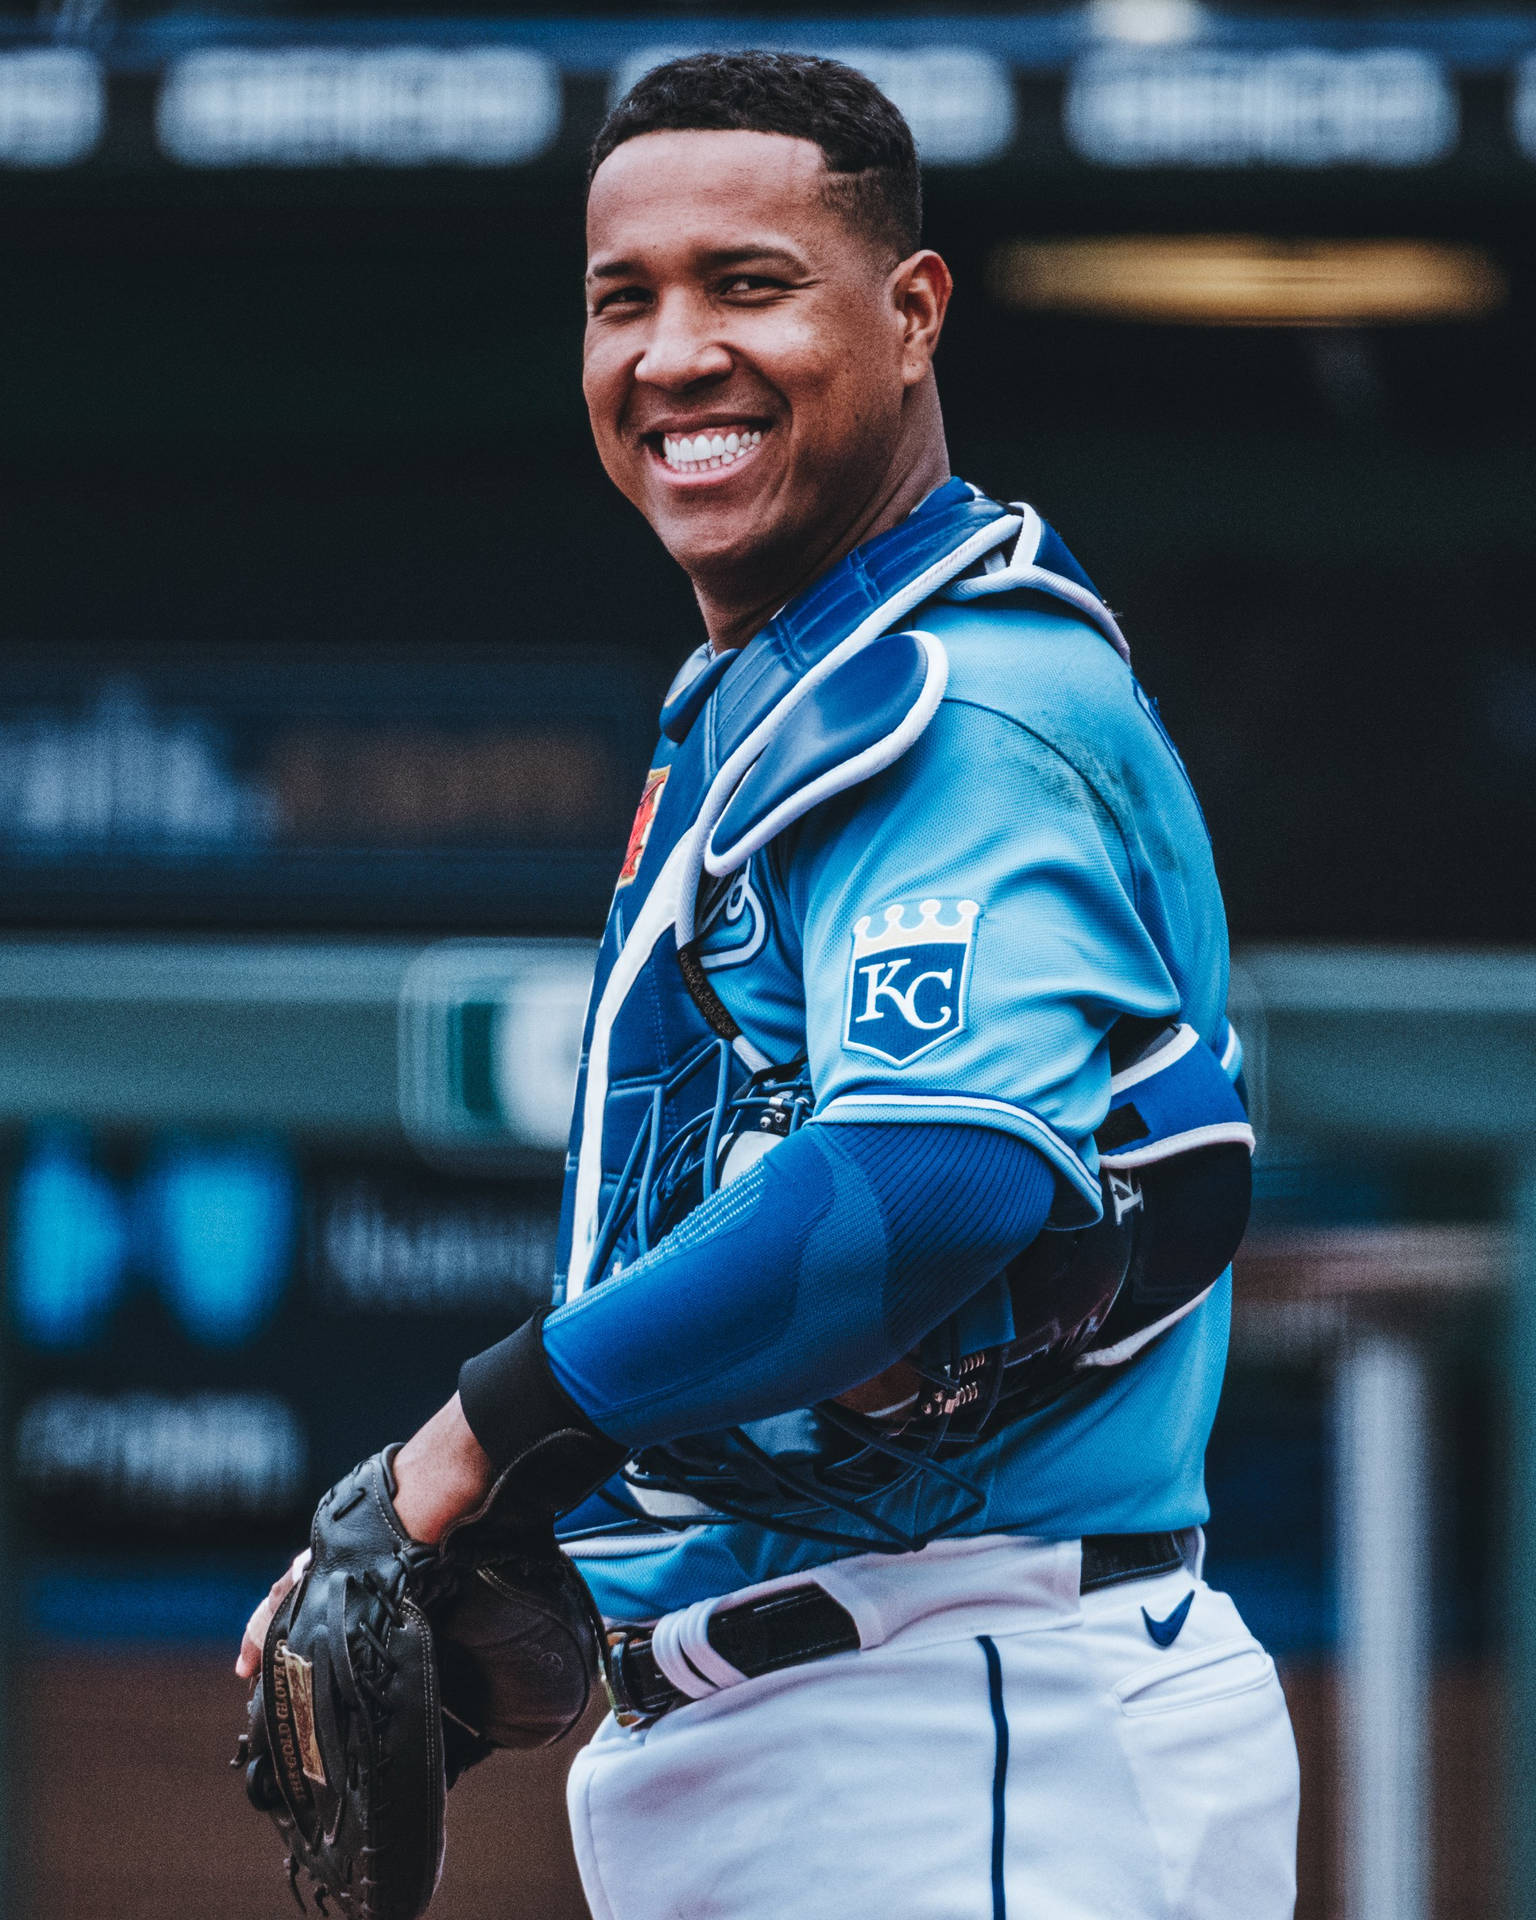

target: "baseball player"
[241,51,1299,1919]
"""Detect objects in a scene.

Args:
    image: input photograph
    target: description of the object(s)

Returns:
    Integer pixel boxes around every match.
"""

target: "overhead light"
[1512,54,1536,161]
[0,49,104,168]
[1065,48,1457,169]
[157,47,562,168]
[1085,0,1206,48]
[987,236,1506,326]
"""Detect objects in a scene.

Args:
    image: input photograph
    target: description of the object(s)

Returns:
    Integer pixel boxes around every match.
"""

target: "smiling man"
[581,100,950,650]
[239,52,1298,1920]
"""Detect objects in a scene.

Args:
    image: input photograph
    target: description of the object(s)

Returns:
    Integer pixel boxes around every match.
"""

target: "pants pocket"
[1116,1636,1277,1717]
[1108,1604,1300,1919]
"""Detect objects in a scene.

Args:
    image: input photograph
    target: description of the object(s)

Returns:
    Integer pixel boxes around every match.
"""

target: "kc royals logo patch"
[843,898,980,1066]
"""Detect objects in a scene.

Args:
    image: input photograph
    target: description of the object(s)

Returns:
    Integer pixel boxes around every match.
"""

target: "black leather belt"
[604,1528,1198,1726]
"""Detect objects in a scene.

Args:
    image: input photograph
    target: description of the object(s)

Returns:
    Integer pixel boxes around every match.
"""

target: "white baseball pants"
[566,1533,1299,1919]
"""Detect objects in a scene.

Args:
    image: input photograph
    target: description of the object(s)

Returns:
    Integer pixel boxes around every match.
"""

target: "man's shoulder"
[886,596,1212,876]
[917,595,1141,748]
[772,592,1209,897]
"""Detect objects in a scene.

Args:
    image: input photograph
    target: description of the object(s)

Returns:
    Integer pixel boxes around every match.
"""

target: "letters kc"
[842,899,980,1066]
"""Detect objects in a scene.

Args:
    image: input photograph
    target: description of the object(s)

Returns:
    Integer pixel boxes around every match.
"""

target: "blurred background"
[0,0,1531,1915]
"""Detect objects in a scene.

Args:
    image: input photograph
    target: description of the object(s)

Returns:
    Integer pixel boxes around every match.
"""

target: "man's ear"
[892,250,953,386]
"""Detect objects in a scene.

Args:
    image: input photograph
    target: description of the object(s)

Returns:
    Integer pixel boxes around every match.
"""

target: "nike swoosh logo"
[1142,1590,1196,1648]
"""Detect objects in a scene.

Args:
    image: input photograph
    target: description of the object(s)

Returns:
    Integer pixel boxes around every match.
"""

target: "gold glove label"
[274,1642,327,1790]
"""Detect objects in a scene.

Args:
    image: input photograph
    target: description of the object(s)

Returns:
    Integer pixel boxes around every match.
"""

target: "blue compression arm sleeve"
[530,1122,1054,1450]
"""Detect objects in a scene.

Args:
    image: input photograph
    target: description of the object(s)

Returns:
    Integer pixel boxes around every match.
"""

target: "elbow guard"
[1001,1021,1253,1404]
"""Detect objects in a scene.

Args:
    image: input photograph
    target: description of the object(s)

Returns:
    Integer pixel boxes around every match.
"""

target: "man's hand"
[234,1392,494,1681]
[236,1548,311,1681]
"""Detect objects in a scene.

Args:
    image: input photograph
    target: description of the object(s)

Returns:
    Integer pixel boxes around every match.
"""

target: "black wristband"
[458,1313,626,1515]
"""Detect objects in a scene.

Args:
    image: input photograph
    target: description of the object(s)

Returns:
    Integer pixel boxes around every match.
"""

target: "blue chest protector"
[553,480,1250,1548]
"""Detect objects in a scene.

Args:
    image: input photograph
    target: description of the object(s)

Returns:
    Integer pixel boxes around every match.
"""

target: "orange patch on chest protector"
[617,766,669,886]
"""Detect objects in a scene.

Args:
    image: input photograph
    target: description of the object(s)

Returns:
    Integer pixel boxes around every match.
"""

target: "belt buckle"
[602,1629,651,1730]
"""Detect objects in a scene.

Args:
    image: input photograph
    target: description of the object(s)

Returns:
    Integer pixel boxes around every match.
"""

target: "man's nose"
[633,292,733,389]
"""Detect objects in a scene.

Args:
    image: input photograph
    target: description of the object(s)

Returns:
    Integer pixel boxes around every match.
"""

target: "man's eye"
[721,275,786,297]
[593,286,650,315]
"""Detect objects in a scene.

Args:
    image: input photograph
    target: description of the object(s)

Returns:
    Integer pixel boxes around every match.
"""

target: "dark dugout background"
[1,5,1532,1917]
[5,18,1534,945]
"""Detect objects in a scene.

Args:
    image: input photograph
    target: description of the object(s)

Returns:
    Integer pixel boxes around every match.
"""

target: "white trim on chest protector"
[565,503,1133,1298]
[942,502,1132,664]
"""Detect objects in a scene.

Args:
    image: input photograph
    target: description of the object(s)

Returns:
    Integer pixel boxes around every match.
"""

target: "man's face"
[583,129,915,590]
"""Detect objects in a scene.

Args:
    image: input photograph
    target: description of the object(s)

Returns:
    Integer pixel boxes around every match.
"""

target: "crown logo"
[851,898,979,958]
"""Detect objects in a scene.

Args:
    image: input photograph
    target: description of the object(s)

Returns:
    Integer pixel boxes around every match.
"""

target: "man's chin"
[653,509,793,591]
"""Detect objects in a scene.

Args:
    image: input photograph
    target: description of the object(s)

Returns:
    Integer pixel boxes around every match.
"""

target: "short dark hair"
[589,51,921,261]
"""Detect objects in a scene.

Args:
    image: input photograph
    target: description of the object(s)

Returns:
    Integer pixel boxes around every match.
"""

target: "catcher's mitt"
[237,1446,606,1920]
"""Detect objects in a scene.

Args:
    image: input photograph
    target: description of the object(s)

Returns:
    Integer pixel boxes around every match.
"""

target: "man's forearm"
[459,1120,1055,1463]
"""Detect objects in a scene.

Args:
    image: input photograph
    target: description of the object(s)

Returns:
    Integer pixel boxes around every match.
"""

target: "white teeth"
[660,426,765,470]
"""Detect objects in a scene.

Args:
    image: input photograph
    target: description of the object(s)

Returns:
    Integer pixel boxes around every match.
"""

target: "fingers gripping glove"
[238,1342,623,1920]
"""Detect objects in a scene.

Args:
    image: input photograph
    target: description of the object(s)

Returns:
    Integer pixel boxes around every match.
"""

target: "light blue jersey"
[563,536,1237,1622]
[699,601,1227,1217]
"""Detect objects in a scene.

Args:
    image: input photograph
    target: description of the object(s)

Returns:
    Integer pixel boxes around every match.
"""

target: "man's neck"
[696,436,952,655]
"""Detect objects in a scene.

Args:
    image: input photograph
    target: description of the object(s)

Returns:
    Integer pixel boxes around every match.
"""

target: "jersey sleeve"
[779,695,1181,1226]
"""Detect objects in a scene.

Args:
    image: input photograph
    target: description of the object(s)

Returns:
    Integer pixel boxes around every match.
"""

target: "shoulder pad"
[704,628,947,879]
[941,502,1130,663]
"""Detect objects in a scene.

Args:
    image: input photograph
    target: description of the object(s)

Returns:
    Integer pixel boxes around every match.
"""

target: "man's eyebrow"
[585,244,806,283]
[696,245,806,272]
